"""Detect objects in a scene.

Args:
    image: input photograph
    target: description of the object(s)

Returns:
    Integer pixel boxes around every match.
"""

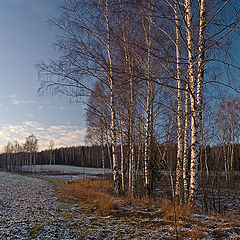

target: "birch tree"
[174,2,184,201]
[38,0,122,193]
[37,0,240,200]
[217,96,240,182]
[24,135,39,168]
[49,140,55,165]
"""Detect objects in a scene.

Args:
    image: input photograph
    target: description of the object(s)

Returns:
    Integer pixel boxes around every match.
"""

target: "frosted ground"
[22,164,112,179]
[0,171,174,239]
[0,168,240,239]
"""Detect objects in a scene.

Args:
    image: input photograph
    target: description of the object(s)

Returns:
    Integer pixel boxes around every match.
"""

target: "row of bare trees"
[37,0,240,203]
[0,141,112,171]
[3,135,39,172]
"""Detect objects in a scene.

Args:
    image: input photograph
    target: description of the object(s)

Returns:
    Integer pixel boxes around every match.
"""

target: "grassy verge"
[57,178,195,218]
[58,178,117,215]
[23,175,240,239]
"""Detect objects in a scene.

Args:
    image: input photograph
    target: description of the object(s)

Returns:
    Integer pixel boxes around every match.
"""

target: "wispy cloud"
[10,94,36,105]
[24,113,35,118]
[0,121,86,152]
[12,99,35,105]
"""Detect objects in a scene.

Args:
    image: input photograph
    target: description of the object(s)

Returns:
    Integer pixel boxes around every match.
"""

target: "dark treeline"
[37,145,111,168]
[1,142,240,179]
[1,131,240,211]
[0,145,111,171]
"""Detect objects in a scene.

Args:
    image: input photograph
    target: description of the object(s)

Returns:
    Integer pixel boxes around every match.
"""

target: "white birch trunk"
[183,83,190,202]
[118,118,125,192]
[197,0,206,157]
[189,92,200,202]
[136,134,142,174]
[185,0,200,202]
[175,3,183,200]
[143,9,153,193]
[101,126,106,180]
[106,135,112,170]
[144,84,151,191]
[110,72,120,193]
[105,0,120,194]
[223,144,228,182]
[120,8,136,195]
[129,75,136,195]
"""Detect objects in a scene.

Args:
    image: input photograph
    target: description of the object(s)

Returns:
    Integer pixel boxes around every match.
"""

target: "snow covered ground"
[22,164,111,175]
[0,171,239,239]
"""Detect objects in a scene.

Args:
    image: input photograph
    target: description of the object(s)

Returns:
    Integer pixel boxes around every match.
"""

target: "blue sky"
[0,0,86,150]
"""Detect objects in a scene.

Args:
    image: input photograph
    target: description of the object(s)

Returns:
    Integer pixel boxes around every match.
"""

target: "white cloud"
[11,99,36,105]
[23,113,35,118]
[0,121,86,152]
[10,94,36,105]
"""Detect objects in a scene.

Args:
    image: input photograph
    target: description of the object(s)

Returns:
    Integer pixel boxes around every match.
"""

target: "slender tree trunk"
[202,125,209,180]
[129,75,136,195]
[105,0,120,194]
[185,0,200,202]
[222,127,228,182]
[118,118,125,192]
[106,133,112,170]
[120,5,136,196]
[144,81,152,193]
[197,0,205,141]
[175,3,183,201]
[230,125,234,181]
[183,83,190,202]
[101,128,106,180]
[149,83,155,193]
[143,9,153,194]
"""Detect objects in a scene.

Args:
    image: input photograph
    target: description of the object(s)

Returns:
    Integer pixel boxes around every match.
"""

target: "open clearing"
[0,170,240,239]
[22,164,112,175]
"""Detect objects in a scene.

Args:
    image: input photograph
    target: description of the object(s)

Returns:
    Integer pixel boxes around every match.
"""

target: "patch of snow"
[190,214,216,221]
[22,165,112,175]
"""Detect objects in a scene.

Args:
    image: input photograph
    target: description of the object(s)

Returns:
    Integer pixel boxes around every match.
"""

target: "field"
[1,166,240,239]
[21,164,112,179]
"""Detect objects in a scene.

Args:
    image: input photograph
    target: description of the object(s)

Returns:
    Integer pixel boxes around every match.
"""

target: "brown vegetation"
[56,177,240,239]
[58,178,117,215]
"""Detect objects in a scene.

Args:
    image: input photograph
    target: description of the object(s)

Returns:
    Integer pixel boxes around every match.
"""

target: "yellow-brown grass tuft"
[58,178,117,214]
[177,227,206,239]
[160,200,194,221]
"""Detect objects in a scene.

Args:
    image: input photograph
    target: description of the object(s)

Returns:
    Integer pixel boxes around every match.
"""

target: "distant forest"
[1,142,240,179]
[0,142,111,171]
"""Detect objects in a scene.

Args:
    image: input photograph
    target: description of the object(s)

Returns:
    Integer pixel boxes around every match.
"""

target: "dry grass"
[124,194,156,208]
[177,227,207,239]
[58,178,117,214]
[54,178,240,239]
[58,178,195,219]
[160,200,194,221]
